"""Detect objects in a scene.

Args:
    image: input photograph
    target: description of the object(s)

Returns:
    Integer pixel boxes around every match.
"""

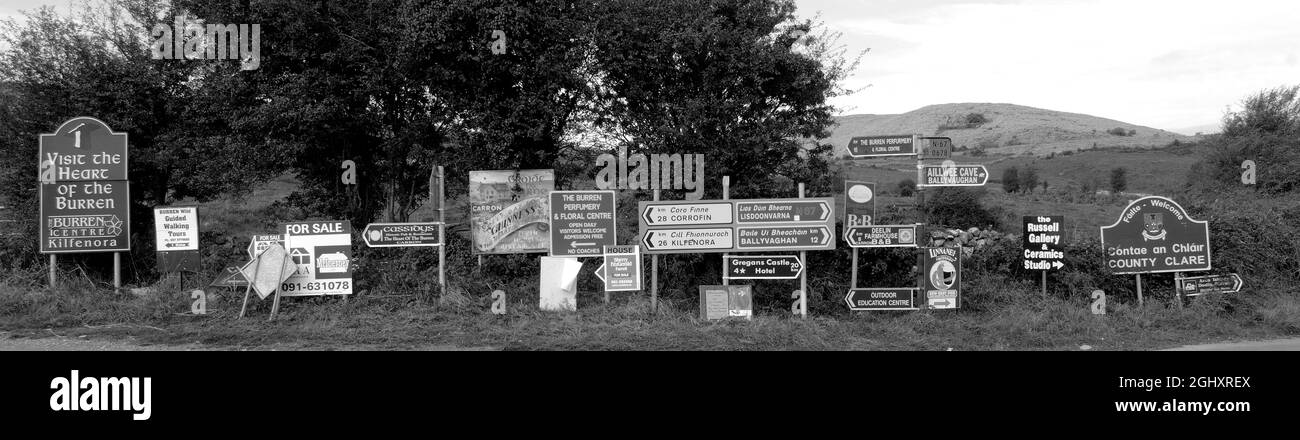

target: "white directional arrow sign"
[642,228,734,253]
[735,225,833,251]
[642,202,733,226]
[734,199,832,224]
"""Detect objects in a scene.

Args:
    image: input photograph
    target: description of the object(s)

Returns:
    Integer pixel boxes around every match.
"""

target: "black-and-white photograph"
[1,0,1297,426]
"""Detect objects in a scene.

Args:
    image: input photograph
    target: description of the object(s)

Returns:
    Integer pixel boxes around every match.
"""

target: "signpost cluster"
[31,116,1248,323]
[843,134,989,312]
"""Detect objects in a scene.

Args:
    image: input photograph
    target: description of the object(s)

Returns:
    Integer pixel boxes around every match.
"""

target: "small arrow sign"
[1052,261,1064,269]
[594,262,606,283]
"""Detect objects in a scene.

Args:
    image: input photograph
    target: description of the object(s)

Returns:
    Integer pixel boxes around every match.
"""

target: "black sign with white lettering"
[1022,216,1065,271]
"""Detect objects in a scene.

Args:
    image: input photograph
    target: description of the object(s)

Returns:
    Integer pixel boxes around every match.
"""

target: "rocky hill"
[826,103,1192,157]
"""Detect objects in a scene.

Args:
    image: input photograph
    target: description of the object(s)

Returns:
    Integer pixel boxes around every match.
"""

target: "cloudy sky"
[6,0,1298,133]
[796,0,1300,133]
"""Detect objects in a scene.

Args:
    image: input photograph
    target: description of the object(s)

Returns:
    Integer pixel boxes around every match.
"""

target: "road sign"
[847,134,917,158]
[638,198,836,255]
[736,225,833,251]
[1178,273,1242,297]
[39,117,130,254]
[641,202,732,226]
[734,199,831,224]
[845,288,918,311]
[844,181,876,227]
[549,190,617,257]
[281,221,353,296]
[919,164,989,187]
[1100,196,1211,275]
[844,224,918,248]
[699,285,753,320]
[363,222,444,247]
[239,244,297,300]
[208,266,249,288]
[1023,216,1065,271]
[724,255,804,280]
[642,228,734,252]
[601,245,642,292]
[153,206,200,272]
[920,137,953,160]
[248,234,284,259]
[922,247,961,310]
[469,169,554,254]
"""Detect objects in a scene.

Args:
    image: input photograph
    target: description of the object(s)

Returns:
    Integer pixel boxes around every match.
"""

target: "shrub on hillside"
[1110,167,1128,193]
[921,188,1003,230]
[1188,132,1300,195]
[897,178,916,197]
[1107,127,1130,136]
[1002,168,1021,193]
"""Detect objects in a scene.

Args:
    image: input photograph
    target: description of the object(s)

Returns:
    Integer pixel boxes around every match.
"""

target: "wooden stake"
[113,253,121,290]
[798,182,807,319]
[850,248,859,289]
[437,166,446,293]
[49,254,57,288]
[1174,272,1184,309]
[1135,274,1144,307]
[651,189,660,314]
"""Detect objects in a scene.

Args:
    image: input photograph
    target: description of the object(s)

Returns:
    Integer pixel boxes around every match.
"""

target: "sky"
[5,0,1299,133]
[795,0,1300,133]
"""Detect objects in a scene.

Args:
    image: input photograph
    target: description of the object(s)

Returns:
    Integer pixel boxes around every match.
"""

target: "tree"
[1222,85,1300,138]
[1189,85,1300,195]
[586,0,859,199]
[1019,166,1039,194]
[1001,167,1020,193]
[1110,167,1128,194]
[0,1,278,273]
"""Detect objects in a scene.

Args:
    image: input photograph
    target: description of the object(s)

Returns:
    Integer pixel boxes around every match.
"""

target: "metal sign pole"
[722,176,730,287]
[1041,271,1047,299]
[798,182,807,319]
[651,189,660,314]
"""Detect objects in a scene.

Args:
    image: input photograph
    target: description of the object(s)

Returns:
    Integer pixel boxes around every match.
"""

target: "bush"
[1107,127,1130,136]
[1222,85,1300,138]
[1188,133,1300,195]
[1002,167,1021,193]
[1110,167,1128,194]
[965,113,989,126]
[897,178,916,197]
[922,188,1003,230]
[1019,166,1039,193]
